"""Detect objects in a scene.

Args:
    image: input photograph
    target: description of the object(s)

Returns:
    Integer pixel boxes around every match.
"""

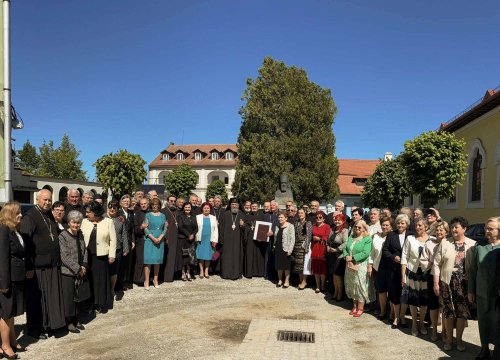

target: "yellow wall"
[437,105,500,224]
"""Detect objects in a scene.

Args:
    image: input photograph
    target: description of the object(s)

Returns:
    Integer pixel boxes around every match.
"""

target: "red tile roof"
[440,88,500,133]
[149,144,237,168]
[338,159,380,195]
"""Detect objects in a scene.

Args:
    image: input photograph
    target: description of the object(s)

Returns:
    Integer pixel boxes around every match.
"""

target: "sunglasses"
[316,216,324,219]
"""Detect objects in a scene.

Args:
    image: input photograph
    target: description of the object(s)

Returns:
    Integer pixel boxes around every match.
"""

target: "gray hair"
[335,200,345,209]
[370,208,380,215]
[414,216,429,229]
[120,194,131,201]
[214,195,222,200]
[67,210,84,224]
[395,214,410,226]
[67,188,80,196]
[83,191,93,197]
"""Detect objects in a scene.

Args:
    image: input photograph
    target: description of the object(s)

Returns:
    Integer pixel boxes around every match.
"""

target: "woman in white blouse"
[402,217,433,336]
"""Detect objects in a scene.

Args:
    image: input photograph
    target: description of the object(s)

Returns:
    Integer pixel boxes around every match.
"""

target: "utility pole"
[2,0,11,202]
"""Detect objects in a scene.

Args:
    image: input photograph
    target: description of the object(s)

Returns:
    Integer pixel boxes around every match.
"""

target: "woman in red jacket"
[310,211,331,293]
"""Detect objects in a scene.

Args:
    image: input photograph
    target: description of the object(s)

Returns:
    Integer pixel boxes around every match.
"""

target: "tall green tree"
[206,179,229,203]
[94,150,146,199]
[14,140,40,174]
[400,130,467,207]
[233,57,339,204]
[16,134,87,180]
[361,157,409,211]
[164,163,198,198]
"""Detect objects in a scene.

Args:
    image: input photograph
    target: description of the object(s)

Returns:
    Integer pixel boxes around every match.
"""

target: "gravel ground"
[13,276,482,360]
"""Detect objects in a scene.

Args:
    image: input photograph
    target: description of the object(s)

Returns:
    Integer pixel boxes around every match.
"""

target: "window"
[176,153,184,161]
[224,177,229,185]
[225,152,234,160]
[162,153,170,161]
[449,187,457,204]
[211,152,219,160]
[495,144,500,208]
[211,175,219,183]
[471,149,482,201]
[194,152,202,160]
[408,194,414,206]
[466,139,485,209]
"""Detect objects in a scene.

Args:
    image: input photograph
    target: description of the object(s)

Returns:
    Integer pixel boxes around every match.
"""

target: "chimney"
[384,152,393,161]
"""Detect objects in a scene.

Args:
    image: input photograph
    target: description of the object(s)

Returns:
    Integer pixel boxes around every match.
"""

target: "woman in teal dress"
[195,203,218,278]
[143,198,167,290]
[468,216,500,360]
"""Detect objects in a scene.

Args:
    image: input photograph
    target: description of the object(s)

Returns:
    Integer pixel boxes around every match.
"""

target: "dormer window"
[162,154,170,161]
[176,153,184,161]
[194,152,202,160]
[225,152,234,160]
[211,152,220,160]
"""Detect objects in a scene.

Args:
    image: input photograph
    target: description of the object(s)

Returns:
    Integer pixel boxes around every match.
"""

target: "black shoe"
[391,324,398,329]
[12,346,27,353]
[377,314,387,321]
[76,323,85,331]
[1,350,20,360]
[475,346,492,360]
[67,324,80,334]
[27,331,47,340]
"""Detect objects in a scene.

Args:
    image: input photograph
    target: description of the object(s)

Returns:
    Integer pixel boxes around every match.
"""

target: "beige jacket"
[81,218,117,258]
[432,237,475,284]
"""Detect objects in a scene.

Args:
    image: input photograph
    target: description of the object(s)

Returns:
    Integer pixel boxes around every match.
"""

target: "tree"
[15,134,87,180]
[14,140,40,174]
[164,163,198,198]
[400,130,467,208]
[206,179,229,203]
[361,157,409,211]
[94,150,147,199]
[232,57,339,204]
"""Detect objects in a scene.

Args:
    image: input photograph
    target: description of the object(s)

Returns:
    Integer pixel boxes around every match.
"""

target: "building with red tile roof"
[149,143,381,203]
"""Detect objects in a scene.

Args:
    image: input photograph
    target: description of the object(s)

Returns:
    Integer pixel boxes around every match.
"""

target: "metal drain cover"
[277,330,315,343]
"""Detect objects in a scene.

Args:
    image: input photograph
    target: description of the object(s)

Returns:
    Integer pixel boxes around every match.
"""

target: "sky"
[9,0,500,181]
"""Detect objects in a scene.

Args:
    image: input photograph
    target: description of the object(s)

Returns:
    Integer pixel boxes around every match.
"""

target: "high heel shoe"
[1,350,20,360]
[181,272,187,281]
[475,346,491,360]
[186,273,192,282]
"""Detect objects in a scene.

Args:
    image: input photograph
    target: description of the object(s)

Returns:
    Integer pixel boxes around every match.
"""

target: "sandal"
[1,349,20,360]
[349,307,357,315]
[315,288,321,293]
[353,310,364,317]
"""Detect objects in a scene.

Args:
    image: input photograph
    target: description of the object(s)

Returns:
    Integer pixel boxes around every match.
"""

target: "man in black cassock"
[243,202,266,278]
[162,195,182,282]
[220,198,244,280]
[21,189,66,339]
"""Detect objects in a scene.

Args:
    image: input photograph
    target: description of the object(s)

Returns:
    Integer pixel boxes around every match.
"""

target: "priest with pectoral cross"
[219,198,244,280]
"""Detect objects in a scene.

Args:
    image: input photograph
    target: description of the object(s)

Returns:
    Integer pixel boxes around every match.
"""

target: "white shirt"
[369,233,386,271]
[401,235,433,272]
[369,222,382,236]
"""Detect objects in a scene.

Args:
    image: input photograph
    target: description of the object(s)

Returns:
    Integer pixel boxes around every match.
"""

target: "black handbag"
[74,277,91,302]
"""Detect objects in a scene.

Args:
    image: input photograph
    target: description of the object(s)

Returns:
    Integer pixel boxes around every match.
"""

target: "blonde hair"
[0,202,21,230]
[354,220,370,237]
[486,217,500,229]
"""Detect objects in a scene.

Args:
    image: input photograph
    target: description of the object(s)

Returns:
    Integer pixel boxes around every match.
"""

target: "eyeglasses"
[316,216,324,219]
[52,209,64,213]
[108,206,118,209]
[353,226,362,230]
[485,227,499,232]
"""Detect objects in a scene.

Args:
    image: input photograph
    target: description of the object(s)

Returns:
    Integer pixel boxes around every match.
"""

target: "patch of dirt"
[209,319,251,343]
[281,312,317,320]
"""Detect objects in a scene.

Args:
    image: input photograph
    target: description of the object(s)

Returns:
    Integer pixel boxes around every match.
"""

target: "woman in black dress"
[177,203,198,281]
[274,212,295,288]
[0,202,27,358]
[326,213,348,301]
[293,209,312,290]
[382,214,410,328]
[81,202,116,313]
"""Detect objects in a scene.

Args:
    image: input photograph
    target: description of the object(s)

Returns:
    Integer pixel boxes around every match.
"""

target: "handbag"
[211,250,220,262]
[74,276,91,302]
[400,282,409,304]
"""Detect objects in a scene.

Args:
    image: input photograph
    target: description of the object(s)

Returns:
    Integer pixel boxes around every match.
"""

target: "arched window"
[162,153,170,161]
[471,149,482,201]
[211,152,219,160]
[176,153,184,161]
[466,139,485,208]
[194,152,202,160]
[225,152,234,160]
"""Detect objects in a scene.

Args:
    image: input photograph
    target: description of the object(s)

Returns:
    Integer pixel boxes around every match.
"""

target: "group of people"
[0,188,499,360]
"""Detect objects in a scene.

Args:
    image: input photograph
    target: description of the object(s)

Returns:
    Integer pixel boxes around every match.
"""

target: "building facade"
[405,88,500,224]
[148,144,237,199]
[149,143,380,206]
